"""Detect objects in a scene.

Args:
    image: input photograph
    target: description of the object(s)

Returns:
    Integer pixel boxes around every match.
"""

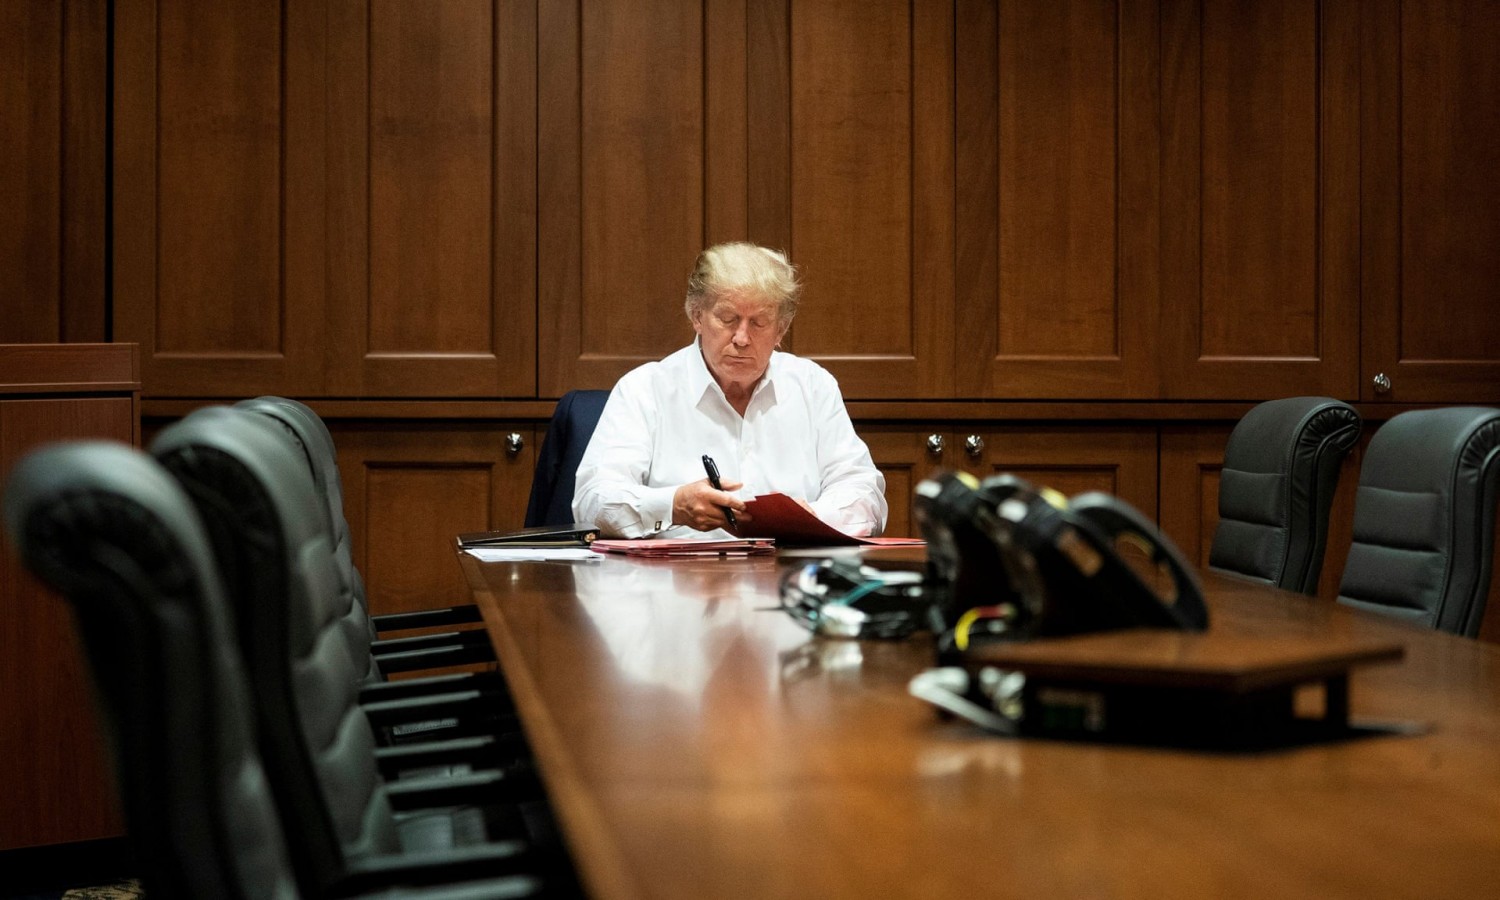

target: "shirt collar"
[689,338,780,410]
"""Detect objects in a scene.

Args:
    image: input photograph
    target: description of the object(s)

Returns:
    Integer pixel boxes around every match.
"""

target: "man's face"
[692,293,786,391]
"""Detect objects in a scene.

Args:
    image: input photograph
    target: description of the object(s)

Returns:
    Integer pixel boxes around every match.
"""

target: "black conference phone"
[913,470,1207,659]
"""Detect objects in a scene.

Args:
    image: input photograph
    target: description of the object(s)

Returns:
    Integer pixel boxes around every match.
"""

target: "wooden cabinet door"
[114,0,330,397]
[862,424,1158,539]
[1158,0,1360,399]
[780,0,955,399]
[537,0,956,399]
[1360,0,1500,402]
[1,394,134,849]
[115,0,536,399]
[1157,425,1232,572]
[972,425,1159,520]
[1,0,107,344]
[333,423,535,616]
[859,427,954,538]
[537,0,756,395]
[954,0,1158,399]
[324,0,536,398]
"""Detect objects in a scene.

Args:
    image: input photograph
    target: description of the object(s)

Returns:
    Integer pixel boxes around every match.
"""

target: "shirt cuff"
[638,485,678,535]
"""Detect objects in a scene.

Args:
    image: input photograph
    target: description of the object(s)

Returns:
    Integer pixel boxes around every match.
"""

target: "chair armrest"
[372,604,484,635]
[372,629,492,656]
[334,841,536,894]
[335,873,545,899]
[385,766,542,811]
[374,734,530,780]
[362,689,519,733]
[373,641,497,675]
[360,671,508,705]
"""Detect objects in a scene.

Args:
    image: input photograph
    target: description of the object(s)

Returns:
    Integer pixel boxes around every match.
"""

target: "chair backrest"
[1337,407,1500,637]
[524,390,611,527]
[1,442,301,900]
[150,407,402,893]
[234,396,380,682]
[1208,397,1361,594]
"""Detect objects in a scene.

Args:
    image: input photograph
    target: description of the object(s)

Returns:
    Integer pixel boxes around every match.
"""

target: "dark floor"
[3,884,142,900]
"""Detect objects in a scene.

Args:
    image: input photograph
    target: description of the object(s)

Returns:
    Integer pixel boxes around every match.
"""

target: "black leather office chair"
[235,396,493,678]
[1337,407,1500,637]
[0,442,542,900]
[524,390,610,527]
[159,405,514,747]
[1208,397,1361,594]
[147,408,550,894]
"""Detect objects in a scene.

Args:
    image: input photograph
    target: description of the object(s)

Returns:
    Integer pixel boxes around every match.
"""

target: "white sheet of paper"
[463,546,601,562]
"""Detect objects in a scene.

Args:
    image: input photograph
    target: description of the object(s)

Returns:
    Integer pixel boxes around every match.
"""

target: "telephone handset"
[998,488,1207,638]
[1066,492,1207,630]
[915,471,1207,656]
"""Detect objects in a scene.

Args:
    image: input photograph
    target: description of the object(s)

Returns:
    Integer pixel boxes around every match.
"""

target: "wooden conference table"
[457,549,1500,899]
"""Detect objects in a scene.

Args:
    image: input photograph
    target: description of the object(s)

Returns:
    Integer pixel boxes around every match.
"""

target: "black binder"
[457,522,599,548]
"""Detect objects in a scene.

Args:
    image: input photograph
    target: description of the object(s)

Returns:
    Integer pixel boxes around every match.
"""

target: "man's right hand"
[672,478,751,532]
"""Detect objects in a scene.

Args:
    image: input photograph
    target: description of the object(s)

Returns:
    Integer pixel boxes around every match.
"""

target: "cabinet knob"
[505,432,525,456]
[1372,372,1392,394]
[964,434,985,457]
[925,433,945,455]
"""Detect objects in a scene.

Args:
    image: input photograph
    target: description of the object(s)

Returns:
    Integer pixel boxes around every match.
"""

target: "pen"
[701,454,738,529]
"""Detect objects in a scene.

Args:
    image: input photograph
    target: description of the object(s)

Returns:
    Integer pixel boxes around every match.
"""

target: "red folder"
[735,493,925,547]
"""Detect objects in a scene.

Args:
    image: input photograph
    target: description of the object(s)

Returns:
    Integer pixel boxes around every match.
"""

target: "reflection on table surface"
[458,552,1500,900]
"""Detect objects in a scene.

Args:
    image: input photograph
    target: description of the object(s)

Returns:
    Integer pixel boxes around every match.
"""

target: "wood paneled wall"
[8,0,1500,630]
[0,0,108,343]
[92,0,1500,406]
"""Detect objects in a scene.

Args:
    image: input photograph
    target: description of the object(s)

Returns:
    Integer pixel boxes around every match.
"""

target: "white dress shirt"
[572,340,888,539]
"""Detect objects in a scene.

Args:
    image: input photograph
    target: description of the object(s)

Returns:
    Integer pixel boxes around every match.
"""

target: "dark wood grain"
[956,0,1159,399]
[0,343,138,393]
[1160,0,1360,399]
[0,1,105,343]
[1360,0,1500,402]
[325,0,536,398]
[0,345,138,850]
[785,0,954,398]
[537,0,717,395]
[334,422,536,615]
[462,554,1500,900]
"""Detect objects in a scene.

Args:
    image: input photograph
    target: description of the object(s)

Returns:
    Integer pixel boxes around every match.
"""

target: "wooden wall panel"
[333,423,535,615]
[1,1,62,343]
[114,0,329,396]
[786,0,954,398]
[1160,0,1359,399]
[1,386,136,850]
[1360,0,1500,402]
[977,426,1159,520]
[539,0,735,395]
[956,0,1157,399]
[155,1,281,355]
[861,428,953,539]
[327,0,536,397]
[0,0,107,344]
[1157,426,1229,571]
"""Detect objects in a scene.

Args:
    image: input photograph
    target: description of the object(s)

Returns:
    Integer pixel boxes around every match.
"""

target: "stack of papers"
[590,538,776,558]
[464,546,600,562]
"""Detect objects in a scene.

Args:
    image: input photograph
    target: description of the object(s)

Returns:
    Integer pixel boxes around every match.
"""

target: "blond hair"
[684,242,801,327]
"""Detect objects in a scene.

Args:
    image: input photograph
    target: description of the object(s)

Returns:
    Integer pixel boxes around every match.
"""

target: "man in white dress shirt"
[572,242,888,539]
